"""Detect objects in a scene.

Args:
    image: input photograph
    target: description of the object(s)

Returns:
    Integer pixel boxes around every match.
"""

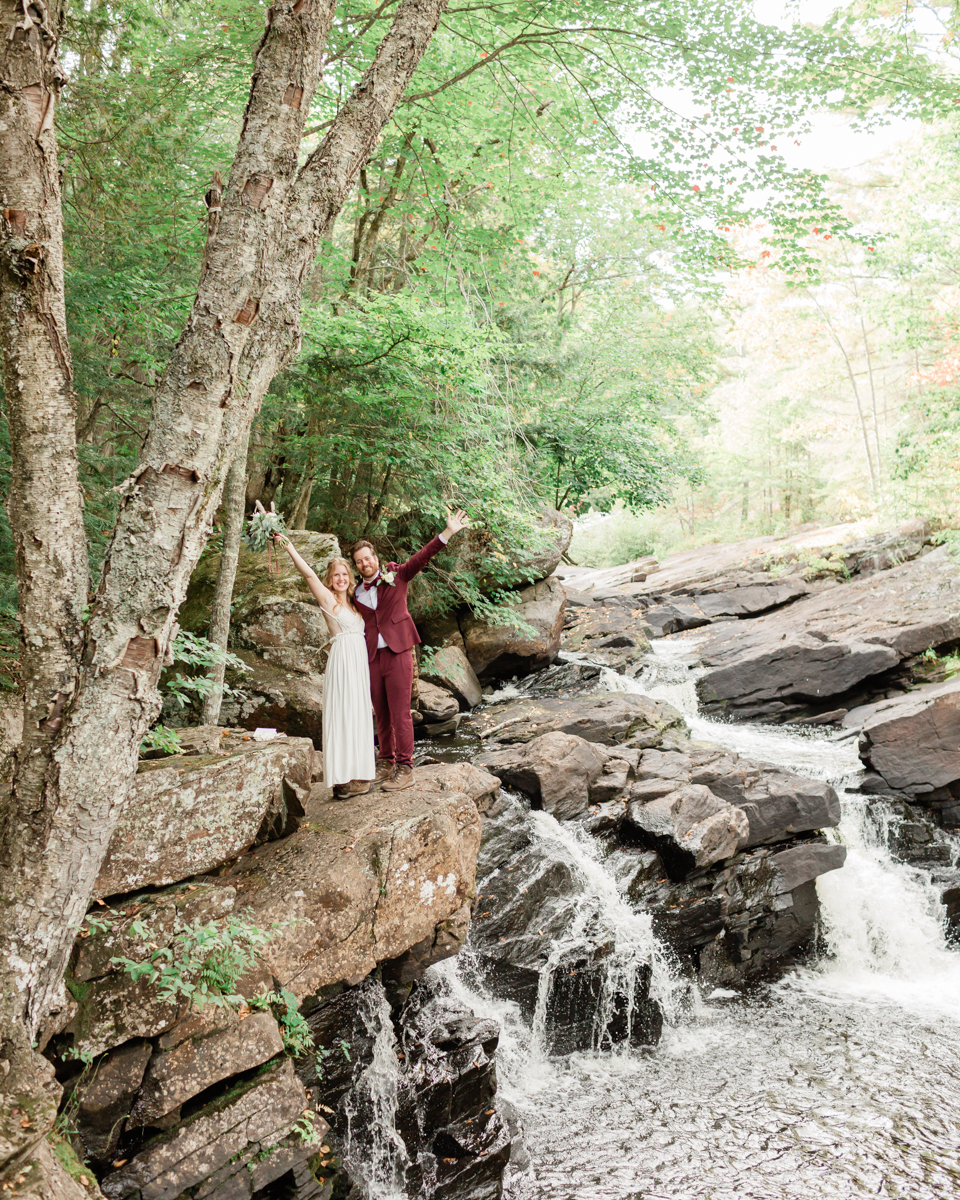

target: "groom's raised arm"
[397,509,470,583]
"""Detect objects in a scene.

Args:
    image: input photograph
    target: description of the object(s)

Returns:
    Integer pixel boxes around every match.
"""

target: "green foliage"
[763,545,849,581]
[110,912,277,1010]
[249,988,313,1056]
[163,631,250,710]
[139,724,183,756]
[314,1039,352,1082]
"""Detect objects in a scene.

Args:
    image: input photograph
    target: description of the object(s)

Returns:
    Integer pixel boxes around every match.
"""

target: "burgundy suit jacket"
[355,536,445,661]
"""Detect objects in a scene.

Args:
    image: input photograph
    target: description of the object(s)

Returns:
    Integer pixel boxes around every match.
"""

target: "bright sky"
[752,0,951,172]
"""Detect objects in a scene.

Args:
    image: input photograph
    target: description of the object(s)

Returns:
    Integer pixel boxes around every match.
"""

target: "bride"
[273,537,375,798]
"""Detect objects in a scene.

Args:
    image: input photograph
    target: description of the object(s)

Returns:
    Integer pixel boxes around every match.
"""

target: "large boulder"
[419,637,483,709]
[697,546,960,721]
[94,733,314,898]
[224,651,325,742]
[844,678,960,794]
[181,531,340,661]
[630,746,841,849]
[477,732,633,820]
[227,764,496,998]
[467,690,687,748]
[461,576,566,679]
[624,784,750,880]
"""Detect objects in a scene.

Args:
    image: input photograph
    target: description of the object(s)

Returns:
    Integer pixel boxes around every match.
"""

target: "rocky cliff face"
[47,736,512,1200]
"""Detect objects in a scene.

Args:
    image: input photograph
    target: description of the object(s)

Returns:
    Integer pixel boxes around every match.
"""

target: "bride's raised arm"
[273,534,337,612]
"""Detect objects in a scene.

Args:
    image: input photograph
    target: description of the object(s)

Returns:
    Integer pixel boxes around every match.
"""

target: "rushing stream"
[442,639,960,1200]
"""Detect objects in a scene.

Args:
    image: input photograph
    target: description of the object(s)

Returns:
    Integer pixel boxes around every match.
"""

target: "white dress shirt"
[355,533,448,650]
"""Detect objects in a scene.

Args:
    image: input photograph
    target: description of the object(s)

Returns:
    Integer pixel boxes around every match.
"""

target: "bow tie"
[365,576,381,588]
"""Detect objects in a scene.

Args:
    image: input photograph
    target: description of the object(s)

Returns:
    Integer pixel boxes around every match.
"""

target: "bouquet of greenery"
[243,501,287,553]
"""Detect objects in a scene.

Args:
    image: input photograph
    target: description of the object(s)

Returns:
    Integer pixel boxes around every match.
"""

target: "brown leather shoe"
[373,759,395,787]
[347,778,371,796]
[382,763,414,791]
[332,783,352,800]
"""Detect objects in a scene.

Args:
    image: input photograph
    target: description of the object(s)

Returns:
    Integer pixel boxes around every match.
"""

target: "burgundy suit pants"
[369,646,415,766]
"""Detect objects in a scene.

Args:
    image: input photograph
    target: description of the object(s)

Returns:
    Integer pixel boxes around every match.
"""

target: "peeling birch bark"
[0,0,450,1101]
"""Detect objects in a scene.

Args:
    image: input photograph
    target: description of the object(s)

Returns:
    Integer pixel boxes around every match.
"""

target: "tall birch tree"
[0,0,446,1187]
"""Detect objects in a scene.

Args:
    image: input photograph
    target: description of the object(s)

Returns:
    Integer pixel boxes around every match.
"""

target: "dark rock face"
[624,784,749,880]
[466,795,664,1055]
[696,546,960,721]
[296,976,517,1200]
[844,679,960,795]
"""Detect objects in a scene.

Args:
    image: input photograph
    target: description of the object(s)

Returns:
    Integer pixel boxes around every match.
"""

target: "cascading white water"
[450,639,960,1198]
[340,982,410,1200]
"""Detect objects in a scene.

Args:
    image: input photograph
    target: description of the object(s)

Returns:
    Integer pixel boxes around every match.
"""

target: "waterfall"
[340,982,410,1200]
[522,808,687,1044]
[451,639,960,1198]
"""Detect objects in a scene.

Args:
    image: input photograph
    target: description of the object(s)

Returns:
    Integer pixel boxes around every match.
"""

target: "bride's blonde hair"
[323,556,357,606]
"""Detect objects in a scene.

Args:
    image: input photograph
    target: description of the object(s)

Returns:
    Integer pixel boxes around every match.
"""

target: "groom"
[352,509,470,791]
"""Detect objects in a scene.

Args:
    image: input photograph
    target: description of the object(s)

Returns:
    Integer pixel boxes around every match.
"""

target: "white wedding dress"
[321,604,376,787]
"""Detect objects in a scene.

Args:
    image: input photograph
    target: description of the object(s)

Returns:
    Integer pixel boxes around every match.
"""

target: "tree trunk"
[288,411,321,529]
[201,428,250,725]
[0,0,448,1181]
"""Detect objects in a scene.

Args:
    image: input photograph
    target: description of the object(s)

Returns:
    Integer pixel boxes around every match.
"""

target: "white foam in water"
[340,983,409,1200]
[448,636,960,1198]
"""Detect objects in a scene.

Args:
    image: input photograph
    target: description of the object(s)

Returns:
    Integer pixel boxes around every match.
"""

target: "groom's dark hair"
[351,539,377,561]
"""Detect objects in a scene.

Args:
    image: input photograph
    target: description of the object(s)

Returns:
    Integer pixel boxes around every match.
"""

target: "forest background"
[3,0,957,690]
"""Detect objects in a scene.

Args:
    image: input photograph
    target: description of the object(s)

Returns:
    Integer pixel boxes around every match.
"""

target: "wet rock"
[420,639,483,708]
[298,976,514,1200]
[73,1038,153,1160]
[468,795,663,1055]
[477,732,610,820]
[461,576,566,679]
[224,651,326,742]
[624,785,749,880]
[128,1009,285,1129]
[467,690,687,749]
[762,842,847,893]
[561,606,652,669]
[418,680,460,723]
[642,603,712,638]
[94,734,315,898]
[99,1057,311,1200]
[696,546,960,721]
[396,980,514,1199]
[844,678,960,795]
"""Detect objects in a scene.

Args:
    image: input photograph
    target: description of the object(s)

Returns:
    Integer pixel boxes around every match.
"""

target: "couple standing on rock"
[272,510,470,797]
